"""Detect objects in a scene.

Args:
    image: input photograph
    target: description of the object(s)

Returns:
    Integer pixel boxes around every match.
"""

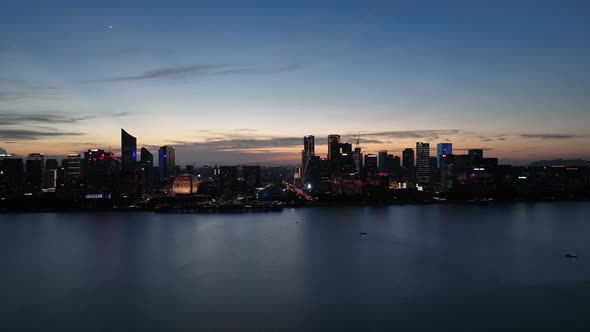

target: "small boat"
[359,232,367,235]
[564,253,577,258]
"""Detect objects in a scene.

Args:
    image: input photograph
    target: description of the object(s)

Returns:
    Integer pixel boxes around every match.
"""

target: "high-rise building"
[352,147,363,174]
[43,159,59,190]
[83,149,120,195]
[158,146,176,184]
[378,150,388,173]
[385,154,401,181]
[302,135,315,181]
[121,129,137,172]
[328,134,341,172]
[440,154,455,192]
[402,148,415,169]
[416,142,430,188]
[243,165,262,188]
[139,147,154,195]
[364,154,378,176]
[468,149,484,167]
[64,154,82,182]
[436,143,452,168]
[25,153,45,194]
[0,155,24,198]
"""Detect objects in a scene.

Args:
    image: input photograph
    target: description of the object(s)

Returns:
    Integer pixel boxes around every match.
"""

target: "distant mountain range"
[528,159,590,167]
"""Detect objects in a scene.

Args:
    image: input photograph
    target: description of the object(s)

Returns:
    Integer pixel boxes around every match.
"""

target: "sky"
[1,0,589,165]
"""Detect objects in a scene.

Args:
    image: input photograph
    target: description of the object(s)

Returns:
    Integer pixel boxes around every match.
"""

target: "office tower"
[243,165,262,188]
[43,159,59,190]
[340,143,352,154]
[218,166,238,192]
[352,147,363,174]
[64,154,82,182]
[416,142,430,188]
[328,134,341,172]
[25,153,45,194]
[139,147,154,195]
[83,149,120,194]
[364,154,378,176]
[429,156,439,185]
[385,154,401,181]
[440,154,455,192]
[378,150,388,173]
[0,155,24,198]
[468,149,484,167]
[402,148,415,169]
[121,129,137,172]
[302,135,315,182]
[158,146,176,184]
[436,143,452,168]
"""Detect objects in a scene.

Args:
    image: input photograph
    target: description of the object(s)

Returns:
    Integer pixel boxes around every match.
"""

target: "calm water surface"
[1,203,590,331]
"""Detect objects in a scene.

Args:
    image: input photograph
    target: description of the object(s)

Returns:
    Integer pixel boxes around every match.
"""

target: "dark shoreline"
[1,197,589,214]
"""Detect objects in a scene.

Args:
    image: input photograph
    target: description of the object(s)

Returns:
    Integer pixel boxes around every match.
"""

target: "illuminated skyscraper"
[436,143,452,168]
[416,142,430,188]
[121,129,137,172]
[158,146,176,184]
[64,154,81,182]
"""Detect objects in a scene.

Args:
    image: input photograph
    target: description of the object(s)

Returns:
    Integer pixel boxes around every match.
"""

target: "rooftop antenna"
[355,132,360,149]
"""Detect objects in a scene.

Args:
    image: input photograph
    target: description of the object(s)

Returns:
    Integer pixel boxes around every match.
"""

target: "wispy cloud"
[89,63,301,83]
[520,133,582,140]
[234,128,258,132]
[348,129,461,140]
[0,129,83,140]
[0,112,95,125]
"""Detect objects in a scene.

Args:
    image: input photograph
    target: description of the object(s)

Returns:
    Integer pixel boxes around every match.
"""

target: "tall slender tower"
[121,129,137,172]
[416,142,430,189]
[328,134,341,172]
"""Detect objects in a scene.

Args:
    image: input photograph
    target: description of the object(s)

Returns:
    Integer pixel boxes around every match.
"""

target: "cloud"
[0,112,95,125]
[111,112,134,117]
[90,63,301,83]
[0,129,83,140]
[520,133,581,140]
[234,128,258,132]
[349,129,461,140]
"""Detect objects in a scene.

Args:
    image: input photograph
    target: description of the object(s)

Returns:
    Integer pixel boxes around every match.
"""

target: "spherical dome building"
[172,174,199,195]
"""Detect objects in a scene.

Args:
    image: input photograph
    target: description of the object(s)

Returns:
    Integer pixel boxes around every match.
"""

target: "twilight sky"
[1,0,589,165]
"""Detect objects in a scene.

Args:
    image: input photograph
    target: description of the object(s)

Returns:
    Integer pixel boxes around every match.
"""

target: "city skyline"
[1,1,590,164]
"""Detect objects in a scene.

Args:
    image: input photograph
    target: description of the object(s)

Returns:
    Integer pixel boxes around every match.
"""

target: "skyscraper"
[364,154,378,176]
[468,149,484,167]
[328,134,341,172]
[64,154,81,182]
[302,135,315,180]
[0,155,24,199]
[139,147,154,194]
[416,142,430,189]
[378,150,388,173]
[158,146,176,184]
[402,148,415,169]
[43,159,59,190]
[25,153,44,194]
[436,143,452,168]
[121,129,137,172]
